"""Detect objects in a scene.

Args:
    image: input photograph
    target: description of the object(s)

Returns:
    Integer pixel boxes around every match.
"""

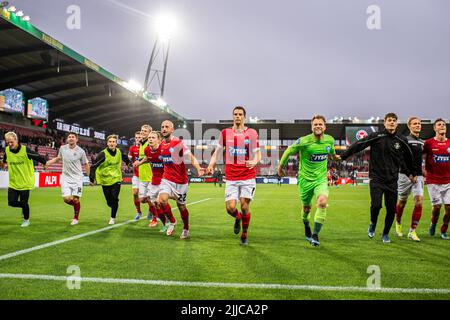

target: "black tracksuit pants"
[369,181,398,235]
[8,188,30,220]
[102,183,121,218]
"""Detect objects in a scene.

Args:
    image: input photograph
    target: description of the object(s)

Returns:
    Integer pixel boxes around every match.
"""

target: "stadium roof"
[0,7,187,137]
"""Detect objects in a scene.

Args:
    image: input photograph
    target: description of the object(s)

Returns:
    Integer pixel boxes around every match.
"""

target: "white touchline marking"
[0,198,211,262]
[0,273,449,294]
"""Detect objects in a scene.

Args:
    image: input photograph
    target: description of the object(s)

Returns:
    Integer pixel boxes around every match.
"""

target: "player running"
[128,131,142,220]
[423,118,450,240]
[395,117,424,241]
[133,131,176,232]
[46,132,90,226]
[0,132,47,227]
[90,135,131,225]
[277,115,339,247]
[207,106,261,246]
[138,124,158,223]
[158,120,205,239]
[341,113,414,243]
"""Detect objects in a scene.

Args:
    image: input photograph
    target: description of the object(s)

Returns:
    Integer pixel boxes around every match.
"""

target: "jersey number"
[177,193,187,202]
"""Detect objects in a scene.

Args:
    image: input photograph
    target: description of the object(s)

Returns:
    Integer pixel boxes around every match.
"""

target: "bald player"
[158,120,205,239]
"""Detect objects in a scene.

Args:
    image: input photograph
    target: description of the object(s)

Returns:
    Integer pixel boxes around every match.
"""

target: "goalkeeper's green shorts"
[297,178,329,206]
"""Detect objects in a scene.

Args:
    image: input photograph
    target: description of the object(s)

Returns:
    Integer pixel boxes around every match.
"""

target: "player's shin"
[313,207,326,235]
[411,205,422,230]
[241,212,251,239]
[180,207,189,230]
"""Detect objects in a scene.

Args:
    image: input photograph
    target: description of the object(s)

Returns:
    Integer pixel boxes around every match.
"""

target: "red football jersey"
[218,127,260,181]
[144,144,164,185]
[128,144,140,177]
[160,136,190,184]
[424,137,450,184]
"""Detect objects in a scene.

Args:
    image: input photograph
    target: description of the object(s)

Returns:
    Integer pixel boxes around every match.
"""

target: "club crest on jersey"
[244,139,250,145]
[356,130,368,141]
[158,155,163,160]
[394,142,401,150]
[447,147,450,154]
[310,154,328,162]
[169,147,174,153]
[433,154,450,163]
[326,146,331,153]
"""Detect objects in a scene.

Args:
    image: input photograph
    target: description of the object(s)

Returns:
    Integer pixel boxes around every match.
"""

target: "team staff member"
[90,135,131,225]
[341,113,415,243]
[0,132,47,227]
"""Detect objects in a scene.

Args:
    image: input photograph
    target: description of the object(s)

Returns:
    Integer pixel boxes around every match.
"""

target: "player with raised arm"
[89,135,131,225]
[46,132,90,226]
[423,118,450,240]
[159,120,205,239]
[134,131,176,232]
[341,113,414,243]
[394,117,424,241]
[0,132,47,227]
[277,115,339,247]
[207,106,261,246]
[129,131,142,220]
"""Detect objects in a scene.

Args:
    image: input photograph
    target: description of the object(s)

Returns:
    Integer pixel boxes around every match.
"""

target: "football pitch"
[0,184,449,300]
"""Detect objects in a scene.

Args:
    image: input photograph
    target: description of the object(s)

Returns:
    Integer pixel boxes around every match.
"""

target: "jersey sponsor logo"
[161,155,174,164]
[229,147,248,156]
[151,163,164,168]
[310,153,328,162]
[356,130,368,141]
[433,154,450,163]
[8,161,25,166]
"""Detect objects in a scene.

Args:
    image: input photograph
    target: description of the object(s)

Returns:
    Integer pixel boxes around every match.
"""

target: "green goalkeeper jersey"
[280,133,335,182]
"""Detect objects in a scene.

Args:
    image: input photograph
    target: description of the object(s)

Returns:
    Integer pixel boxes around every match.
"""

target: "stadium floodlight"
[22,15,30,22]
[154,13,177,41]
[150,97,168,108]
[7,5,16,12]
[15,10,23,17]
[125,79,144,93]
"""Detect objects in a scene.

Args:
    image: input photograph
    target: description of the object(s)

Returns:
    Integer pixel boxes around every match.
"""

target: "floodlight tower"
[144,14,177,99]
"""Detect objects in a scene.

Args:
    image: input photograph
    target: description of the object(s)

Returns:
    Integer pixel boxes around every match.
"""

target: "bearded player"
[133,131,176,232]
[278,115,340,247]
[207,106,261,246]
[158,120,205,239]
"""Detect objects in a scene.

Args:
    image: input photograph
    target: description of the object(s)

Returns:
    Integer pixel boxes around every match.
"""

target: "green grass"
[0,184,449,300]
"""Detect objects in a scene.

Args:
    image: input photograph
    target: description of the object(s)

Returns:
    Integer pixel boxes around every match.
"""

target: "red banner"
[39,172,61,188]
